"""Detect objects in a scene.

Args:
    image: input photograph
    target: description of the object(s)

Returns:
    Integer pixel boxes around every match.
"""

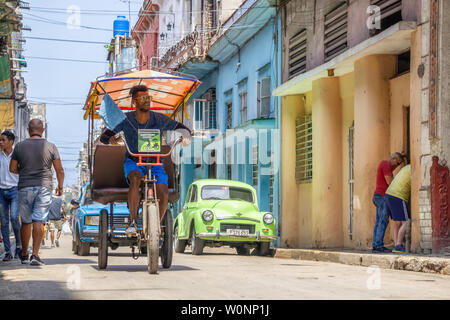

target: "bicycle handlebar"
[122,137,183,167]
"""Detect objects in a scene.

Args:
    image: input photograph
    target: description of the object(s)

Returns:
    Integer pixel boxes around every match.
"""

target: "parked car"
[71,183,136,256]
[173,179,277,256]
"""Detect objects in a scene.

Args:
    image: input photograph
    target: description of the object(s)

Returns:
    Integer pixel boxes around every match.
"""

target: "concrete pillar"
[353,55,397,249]
[410,28,423,252]
[312,77,343,248]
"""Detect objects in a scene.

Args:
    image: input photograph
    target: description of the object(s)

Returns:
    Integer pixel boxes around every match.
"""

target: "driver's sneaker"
[19,254,30,264]
[29,255,45,266]
[125,221,138,237]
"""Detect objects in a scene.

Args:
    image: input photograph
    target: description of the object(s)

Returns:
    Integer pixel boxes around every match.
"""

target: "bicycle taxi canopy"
[82,69,201,205]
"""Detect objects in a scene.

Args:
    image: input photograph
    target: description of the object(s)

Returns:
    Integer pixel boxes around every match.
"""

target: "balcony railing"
[158,28,206,70]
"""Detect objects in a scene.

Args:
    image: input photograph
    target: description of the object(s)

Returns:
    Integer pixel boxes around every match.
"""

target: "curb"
[273,248,450,275]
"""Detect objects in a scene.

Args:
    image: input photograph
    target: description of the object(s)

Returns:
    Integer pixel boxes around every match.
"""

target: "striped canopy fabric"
[83,69,201,118]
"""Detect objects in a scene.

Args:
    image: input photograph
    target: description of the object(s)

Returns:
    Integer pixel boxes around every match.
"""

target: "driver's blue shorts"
[123,157,168,186]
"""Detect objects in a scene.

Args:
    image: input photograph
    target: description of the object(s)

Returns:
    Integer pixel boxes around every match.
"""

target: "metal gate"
[348,125,354,240]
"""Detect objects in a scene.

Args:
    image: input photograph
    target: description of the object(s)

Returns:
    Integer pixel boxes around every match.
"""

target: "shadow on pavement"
[42,258,95,266]
[0,272,75,299]
[89,264,199,272]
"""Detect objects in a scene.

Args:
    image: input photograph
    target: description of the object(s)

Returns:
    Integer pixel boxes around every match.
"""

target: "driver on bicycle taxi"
[100,85,191,235]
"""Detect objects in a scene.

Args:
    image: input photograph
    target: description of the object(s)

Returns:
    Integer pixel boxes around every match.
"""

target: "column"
[353,54,396,249]
[311,77,343,248]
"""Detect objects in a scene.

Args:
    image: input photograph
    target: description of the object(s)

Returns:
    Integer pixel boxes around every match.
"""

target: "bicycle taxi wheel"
[160,209,173,269]
[144,201,160,274]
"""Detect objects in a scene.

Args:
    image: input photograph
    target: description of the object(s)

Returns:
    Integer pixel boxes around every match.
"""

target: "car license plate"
[226,229,249,236]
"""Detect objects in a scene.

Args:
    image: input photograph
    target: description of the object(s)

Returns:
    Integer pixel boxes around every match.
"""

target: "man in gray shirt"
[10,119,65,266]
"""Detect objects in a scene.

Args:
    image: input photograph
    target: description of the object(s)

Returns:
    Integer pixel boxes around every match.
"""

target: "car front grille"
[112,216,143,226]
[220,223,255,234]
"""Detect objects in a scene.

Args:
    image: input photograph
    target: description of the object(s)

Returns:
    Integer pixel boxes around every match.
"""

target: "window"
[369,0,402,36]
[324,2,348,62]
[201,186,254,203]
[239,91,247,124]
[295,114,312,183]
[252,145,258,186]
[227,147,232,179]
[397,50,410,75]
[185,186,192,205]
[203,89,217,129]
[226,101,232,129]
[288,29,307,79]
[257,77,271,118]
[208,150,216,179]
[190,185,198,203]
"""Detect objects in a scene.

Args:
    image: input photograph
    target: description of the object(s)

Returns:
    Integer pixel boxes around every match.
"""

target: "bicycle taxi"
[82,68,200,274]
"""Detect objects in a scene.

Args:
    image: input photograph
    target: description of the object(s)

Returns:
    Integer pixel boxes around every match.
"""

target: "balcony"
[158,29,205,70]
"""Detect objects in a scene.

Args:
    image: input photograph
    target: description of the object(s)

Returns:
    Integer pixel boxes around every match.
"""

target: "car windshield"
[201,186,254,203]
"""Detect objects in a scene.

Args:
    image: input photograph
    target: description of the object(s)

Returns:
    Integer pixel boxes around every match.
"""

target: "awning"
[273,21,417,97]
[0,99,15,129]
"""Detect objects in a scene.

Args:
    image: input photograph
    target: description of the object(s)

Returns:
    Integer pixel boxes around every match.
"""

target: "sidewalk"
[273,248,450,275]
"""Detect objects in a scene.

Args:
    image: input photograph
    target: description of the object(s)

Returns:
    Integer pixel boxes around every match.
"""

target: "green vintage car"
[173,179,277,256]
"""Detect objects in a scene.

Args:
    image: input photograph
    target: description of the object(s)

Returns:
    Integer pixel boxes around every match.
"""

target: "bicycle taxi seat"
[91,144,180,205]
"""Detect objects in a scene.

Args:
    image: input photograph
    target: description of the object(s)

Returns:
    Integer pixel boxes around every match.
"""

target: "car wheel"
[79,241,90,256]
[236,246,250,256]
[190,224,204,255]
[173,225,187,253]
[257,242,270,256]
[74,224,82,256]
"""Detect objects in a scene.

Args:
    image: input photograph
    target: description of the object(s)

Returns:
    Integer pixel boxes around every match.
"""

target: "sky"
[22,0,144,187]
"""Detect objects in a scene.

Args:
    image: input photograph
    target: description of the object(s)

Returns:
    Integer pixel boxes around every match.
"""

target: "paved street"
[0,234,450,300]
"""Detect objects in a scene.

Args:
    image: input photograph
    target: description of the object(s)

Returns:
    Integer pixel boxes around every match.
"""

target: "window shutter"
[260,77,271,118]
[257,80,261,118]
[370,0,402,35]
[324,2,348,62]
[288,28,307,79]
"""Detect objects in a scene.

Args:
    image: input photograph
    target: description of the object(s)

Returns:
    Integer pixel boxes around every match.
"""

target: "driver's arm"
[100,128,117,144]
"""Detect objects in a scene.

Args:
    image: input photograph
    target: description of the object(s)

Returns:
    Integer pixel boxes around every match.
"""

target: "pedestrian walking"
[0,131,21,261]
[48,195,66,248]
[371,153,404,253]
[9,119,65,266]
[385,164,411,253]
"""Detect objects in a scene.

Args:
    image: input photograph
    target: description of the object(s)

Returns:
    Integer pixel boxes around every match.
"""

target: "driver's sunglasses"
[135,95,152,104]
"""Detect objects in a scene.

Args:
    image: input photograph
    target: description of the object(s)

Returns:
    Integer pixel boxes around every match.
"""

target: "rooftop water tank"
[113,16,129,37]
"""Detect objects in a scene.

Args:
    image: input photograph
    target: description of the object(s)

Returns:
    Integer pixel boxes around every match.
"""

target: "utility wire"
[23,56,108,64]
[24,36,110,45]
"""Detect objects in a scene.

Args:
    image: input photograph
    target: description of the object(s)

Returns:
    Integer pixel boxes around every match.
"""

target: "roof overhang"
[273,21,417,97]
[207,0,276,63]
[178,59,219,80]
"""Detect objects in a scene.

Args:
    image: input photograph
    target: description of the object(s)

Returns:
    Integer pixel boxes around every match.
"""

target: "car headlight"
[263,213,274,225]
[202,210,214,222]
[85,215,99,226]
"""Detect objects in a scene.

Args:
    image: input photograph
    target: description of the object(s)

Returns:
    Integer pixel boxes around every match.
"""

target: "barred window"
[252,145,258,186]
[295,114,312,183]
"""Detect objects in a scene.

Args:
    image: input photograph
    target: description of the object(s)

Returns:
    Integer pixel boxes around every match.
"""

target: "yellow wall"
[390,73,411,157]
[280,54,421,251]
[280,95,313,248]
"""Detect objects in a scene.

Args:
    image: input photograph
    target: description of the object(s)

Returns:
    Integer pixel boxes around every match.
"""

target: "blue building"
[173,0,282,245]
